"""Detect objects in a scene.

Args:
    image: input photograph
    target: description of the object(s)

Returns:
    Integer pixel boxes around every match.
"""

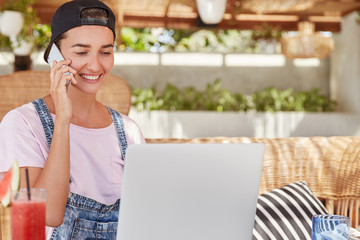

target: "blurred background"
[1,0,360,138]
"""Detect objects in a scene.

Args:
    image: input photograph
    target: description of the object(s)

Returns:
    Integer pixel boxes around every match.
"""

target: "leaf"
[132,82,335,113]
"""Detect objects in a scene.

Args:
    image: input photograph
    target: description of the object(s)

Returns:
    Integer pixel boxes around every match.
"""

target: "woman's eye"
[76,52,87,55]
[101,51,111,55]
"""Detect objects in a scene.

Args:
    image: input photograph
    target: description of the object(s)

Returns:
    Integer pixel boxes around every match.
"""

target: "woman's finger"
[54,59,71,70]
[58,65,77,76]
[50,59,76,90]
[51,74,74,95]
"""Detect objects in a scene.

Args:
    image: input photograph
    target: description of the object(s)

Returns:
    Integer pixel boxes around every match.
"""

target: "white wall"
[330,12,360,113]
[112,53,330,95]
[129,110,360,138]
[0,52,329,96]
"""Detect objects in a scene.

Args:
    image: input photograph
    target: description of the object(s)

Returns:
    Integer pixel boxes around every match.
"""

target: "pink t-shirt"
[0,102,146,204]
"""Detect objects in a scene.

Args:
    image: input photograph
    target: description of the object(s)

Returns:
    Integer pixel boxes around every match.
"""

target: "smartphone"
[47,44,72,92]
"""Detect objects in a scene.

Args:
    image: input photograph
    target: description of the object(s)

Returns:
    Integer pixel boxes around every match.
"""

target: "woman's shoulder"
[120,113,137,125]
[1,102,39,126]
[0,101,48,172]
[106,108,137,126]
[109,110,145,144]
[115,112,140,131]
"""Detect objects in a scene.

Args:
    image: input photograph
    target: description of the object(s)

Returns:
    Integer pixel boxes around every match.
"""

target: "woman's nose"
[86,54,101,72]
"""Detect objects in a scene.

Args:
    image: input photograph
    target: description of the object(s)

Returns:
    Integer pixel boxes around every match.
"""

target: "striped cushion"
[252,181,328,240]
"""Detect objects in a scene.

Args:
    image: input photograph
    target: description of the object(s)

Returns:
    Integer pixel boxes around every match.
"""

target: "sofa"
[146,136,360,238]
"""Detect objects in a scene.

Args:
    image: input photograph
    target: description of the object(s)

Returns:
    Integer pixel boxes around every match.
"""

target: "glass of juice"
[11,188,46,240]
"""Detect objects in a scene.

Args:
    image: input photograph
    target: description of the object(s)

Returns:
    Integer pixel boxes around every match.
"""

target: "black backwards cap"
[44,0,116,63]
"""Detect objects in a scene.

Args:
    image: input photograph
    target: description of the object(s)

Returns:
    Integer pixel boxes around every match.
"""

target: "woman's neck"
[43,90,112,128]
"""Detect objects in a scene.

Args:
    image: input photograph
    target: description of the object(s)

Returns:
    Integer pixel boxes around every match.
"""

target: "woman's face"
[59,25,114,94]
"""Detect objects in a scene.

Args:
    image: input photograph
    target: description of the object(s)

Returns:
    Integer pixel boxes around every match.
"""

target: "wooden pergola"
[2,0,360,32]
[31,0,360,32]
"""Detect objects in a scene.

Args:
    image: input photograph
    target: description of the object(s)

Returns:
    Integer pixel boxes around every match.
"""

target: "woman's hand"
[49,59,77,120]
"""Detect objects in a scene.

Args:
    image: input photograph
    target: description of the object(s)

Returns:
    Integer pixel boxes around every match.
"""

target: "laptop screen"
[117,143,264,240]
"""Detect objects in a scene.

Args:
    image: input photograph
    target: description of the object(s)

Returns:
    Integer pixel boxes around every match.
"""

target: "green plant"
[0,0,51,50]
[120,28,154,51]
[0,34,11,49]
[32,24,51,49]
[249,23,283,51]
[252,87,293,112]
[252,87,336,112]
[119,27,272,53]
[1,0,34,12]
[132,82,336,113]
[132,79,250,112]
[120,27,179,52]
[131,87,164,111]
[173,29,254,53]
[296,88,336,112]
[251,23,283,41]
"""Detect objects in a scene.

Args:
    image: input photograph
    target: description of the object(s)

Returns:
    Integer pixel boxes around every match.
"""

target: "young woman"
[0,0,145,239]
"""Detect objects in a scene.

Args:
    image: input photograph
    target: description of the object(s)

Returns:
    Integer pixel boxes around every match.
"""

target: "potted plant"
[0,10,24,37]
[250,23,283,54]
[129,80,339,138]
[0,0,38,54]
[0,0,51,70]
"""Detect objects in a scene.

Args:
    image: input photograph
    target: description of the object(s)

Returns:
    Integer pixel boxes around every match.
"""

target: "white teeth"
[82,75,100,80]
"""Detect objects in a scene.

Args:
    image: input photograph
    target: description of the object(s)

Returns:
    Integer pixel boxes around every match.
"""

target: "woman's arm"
[21,59,77,227]
[22,117,71,227]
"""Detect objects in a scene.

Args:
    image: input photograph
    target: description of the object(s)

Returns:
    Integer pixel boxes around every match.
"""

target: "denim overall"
[32,98,127,240]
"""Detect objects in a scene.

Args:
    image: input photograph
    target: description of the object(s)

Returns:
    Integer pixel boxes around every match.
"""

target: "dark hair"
[54,7,109,49]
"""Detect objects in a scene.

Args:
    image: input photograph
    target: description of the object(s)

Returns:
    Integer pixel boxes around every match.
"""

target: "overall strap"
[32,98,54,149]
[32,98,128,160]
[106,107,128,160]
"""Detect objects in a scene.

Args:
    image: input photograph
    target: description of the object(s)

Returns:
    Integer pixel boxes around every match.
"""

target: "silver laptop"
[116,143,264,240]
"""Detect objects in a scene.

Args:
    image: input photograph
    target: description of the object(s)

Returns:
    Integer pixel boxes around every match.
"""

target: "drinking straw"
[25,168,31,201]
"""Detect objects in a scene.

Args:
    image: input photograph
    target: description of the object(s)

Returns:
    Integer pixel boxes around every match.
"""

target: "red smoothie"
[11,199,46,240]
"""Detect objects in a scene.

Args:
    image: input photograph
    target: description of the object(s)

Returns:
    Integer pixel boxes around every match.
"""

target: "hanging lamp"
[280,21,335,59]
[240,0,316,14]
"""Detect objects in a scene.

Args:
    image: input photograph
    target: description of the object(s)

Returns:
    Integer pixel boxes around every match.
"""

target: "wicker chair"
[0,70,132,121]
[146,136,360,229]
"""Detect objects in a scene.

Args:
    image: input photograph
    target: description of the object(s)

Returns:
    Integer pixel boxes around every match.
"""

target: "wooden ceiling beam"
[123,14,341,32]
[33,3,342,32]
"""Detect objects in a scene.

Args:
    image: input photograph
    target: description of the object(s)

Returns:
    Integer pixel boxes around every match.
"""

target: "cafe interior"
[1,0,360,239]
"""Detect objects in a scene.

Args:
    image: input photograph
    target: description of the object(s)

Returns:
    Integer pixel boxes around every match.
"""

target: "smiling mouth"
[80,74,101,82]
[81,74,100,80]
